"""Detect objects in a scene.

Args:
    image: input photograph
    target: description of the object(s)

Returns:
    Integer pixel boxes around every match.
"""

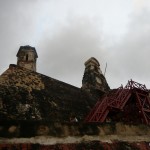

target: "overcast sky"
[0,0,150,89]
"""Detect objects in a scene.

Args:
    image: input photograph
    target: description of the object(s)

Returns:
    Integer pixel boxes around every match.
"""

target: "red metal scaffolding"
[85,80,150,125]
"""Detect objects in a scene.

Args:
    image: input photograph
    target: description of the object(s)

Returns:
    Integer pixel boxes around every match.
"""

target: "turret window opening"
[26,54,28,61]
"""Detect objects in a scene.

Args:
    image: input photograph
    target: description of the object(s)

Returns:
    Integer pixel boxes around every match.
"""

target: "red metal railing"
[85,80,150,125]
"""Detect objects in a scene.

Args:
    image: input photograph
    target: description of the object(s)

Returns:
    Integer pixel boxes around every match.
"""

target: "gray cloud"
[38,17,105,87]
[0,0,43,72]
[106,9,150,88]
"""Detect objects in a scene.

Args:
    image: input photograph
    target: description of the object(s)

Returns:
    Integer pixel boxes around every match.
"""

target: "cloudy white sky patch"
[0,0,150,89]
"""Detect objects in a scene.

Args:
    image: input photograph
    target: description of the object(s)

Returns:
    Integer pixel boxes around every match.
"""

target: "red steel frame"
[85,80,150,125]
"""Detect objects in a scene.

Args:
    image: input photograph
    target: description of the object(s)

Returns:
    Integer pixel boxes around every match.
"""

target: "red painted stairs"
[85,80,150,125]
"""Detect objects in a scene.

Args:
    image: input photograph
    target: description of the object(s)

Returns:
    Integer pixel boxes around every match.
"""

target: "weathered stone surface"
[17,45,38,72]
[0,141,150,150]
[0,64,98,122]
[82,57,110,93]
[0,47,150,149]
